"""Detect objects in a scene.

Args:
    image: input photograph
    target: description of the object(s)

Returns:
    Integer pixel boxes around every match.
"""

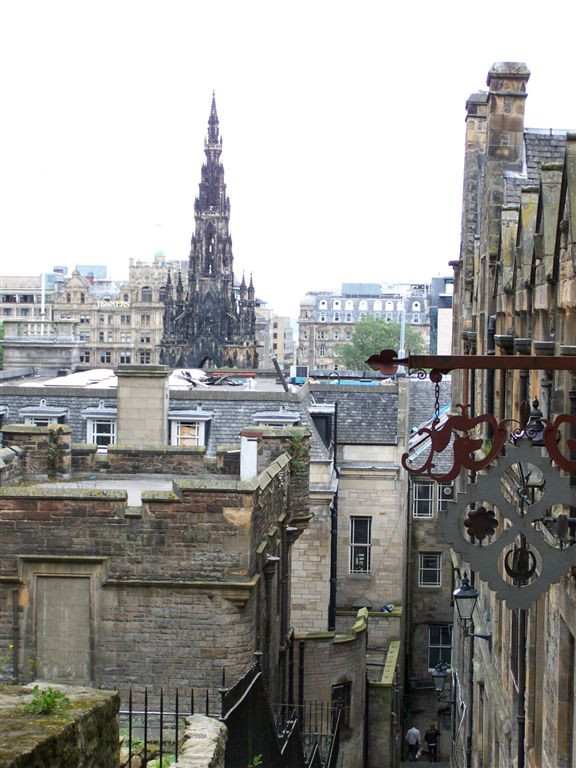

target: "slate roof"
[505,129,567,206]
[407,377,453,475]
[168,390,331,461]
[408,378,451,431]
[306,382,399,444]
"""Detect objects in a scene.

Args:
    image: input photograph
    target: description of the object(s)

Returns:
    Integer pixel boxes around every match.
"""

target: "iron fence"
[116,665,342,768]
[118,685,214,765]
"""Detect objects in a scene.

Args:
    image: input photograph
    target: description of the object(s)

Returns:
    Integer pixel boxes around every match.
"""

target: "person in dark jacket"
[424,724,441,762]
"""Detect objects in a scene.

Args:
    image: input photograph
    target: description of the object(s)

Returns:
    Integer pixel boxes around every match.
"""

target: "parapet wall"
[0,684,119,768]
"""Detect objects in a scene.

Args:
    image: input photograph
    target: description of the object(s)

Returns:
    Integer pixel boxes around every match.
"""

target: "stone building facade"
[50,252,179,368]
[0,366,419,768]
[297,282,430,371]
[0,418,310,711]
[160,96,257,369]
[449,62,576,768]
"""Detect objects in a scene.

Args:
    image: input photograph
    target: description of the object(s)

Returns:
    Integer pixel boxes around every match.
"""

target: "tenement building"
[51,253,179,367]
[449,62,576,767]
[161,95,258,369]
[297,282,430,371]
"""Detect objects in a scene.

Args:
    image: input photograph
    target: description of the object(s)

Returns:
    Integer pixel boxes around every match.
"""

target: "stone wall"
[173,715,227,768]
[291,499,331,633]
[0,445,24,486]
[336,449,407,609]
[0,684,119,768]
[367,640,401,768]
[71,443,98,473]
[1,424,71,479]
[106,444,207,474]
[0,450,300,701]
[297,608,368,768]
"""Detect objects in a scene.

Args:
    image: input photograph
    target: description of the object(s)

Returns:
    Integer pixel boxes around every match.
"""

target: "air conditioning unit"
[441,484,454,501]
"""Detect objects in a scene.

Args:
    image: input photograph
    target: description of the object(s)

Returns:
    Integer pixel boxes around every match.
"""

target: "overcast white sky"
[1,1,575,318]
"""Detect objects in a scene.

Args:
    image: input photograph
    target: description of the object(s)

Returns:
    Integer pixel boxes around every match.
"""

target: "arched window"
[359,300,368,311]
[374,300,382,311]
[141,286,152,302]
[412,301,421,312]
[333,300,341,310]
[319,300,328,310]
[345,300,354,310]
[385,300,394,311]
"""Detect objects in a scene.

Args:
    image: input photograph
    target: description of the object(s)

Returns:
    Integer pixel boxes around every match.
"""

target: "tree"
[339,316,426,370]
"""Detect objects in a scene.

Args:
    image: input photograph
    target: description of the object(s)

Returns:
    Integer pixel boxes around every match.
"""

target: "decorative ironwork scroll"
[402,407,510,482]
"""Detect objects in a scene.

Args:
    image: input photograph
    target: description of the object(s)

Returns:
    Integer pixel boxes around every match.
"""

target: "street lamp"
[452,572,477,624]
[431,661,450,695]
[453,573,493,645]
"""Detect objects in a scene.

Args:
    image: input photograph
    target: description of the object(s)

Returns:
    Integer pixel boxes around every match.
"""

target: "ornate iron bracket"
[366,348,576,381]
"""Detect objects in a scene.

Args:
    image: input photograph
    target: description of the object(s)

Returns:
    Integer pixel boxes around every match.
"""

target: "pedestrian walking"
[405,724,422,762]
[424,723,441,762]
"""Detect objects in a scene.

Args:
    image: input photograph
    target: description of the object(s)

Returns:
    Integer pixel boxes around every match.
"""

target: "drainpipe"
[465,573,476,768]
[487,315,496,429]
[12,588,20,683]
[328,403,339,632]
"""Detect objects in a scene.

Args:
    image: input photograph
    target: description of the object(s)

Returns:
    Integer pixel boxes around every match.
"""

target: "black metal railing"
[117,664,342,768]
[285,701,341,767]
[118,685,214,765]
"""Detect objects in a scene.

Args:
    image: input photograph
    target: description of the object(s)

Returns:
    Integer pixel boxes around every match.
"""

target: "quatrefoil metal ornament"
[438,441,576,610]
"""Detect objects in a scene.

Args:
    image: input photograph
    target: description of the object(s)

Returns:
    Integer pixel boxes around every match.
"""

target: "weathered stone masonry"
[0,427,310,706]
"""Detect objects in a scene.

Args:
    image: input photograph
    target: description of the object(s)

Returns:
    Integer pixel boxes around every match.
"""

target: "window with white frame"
[87,418,116,449]
[359,300,368,311]
[345,300,354,310]
[319,300,327,310]
[412,301,421,311]
[374,300,382,311]
[428,624,452,669]
[172,421,202,446]
[333,300,341,310]
[350,516,372,573]
[412,482,434,518]
[345,313,352,322]
[419,553,442,587]
[169,409,213,447]
[24,416,58,426]
[318,344,326,357]
[385,300,394,311]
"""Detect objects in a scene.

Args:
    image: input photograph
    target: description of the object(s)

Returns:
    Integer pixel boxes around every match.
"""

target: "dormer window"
[168,407,214,446]
[253,407,300,428]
